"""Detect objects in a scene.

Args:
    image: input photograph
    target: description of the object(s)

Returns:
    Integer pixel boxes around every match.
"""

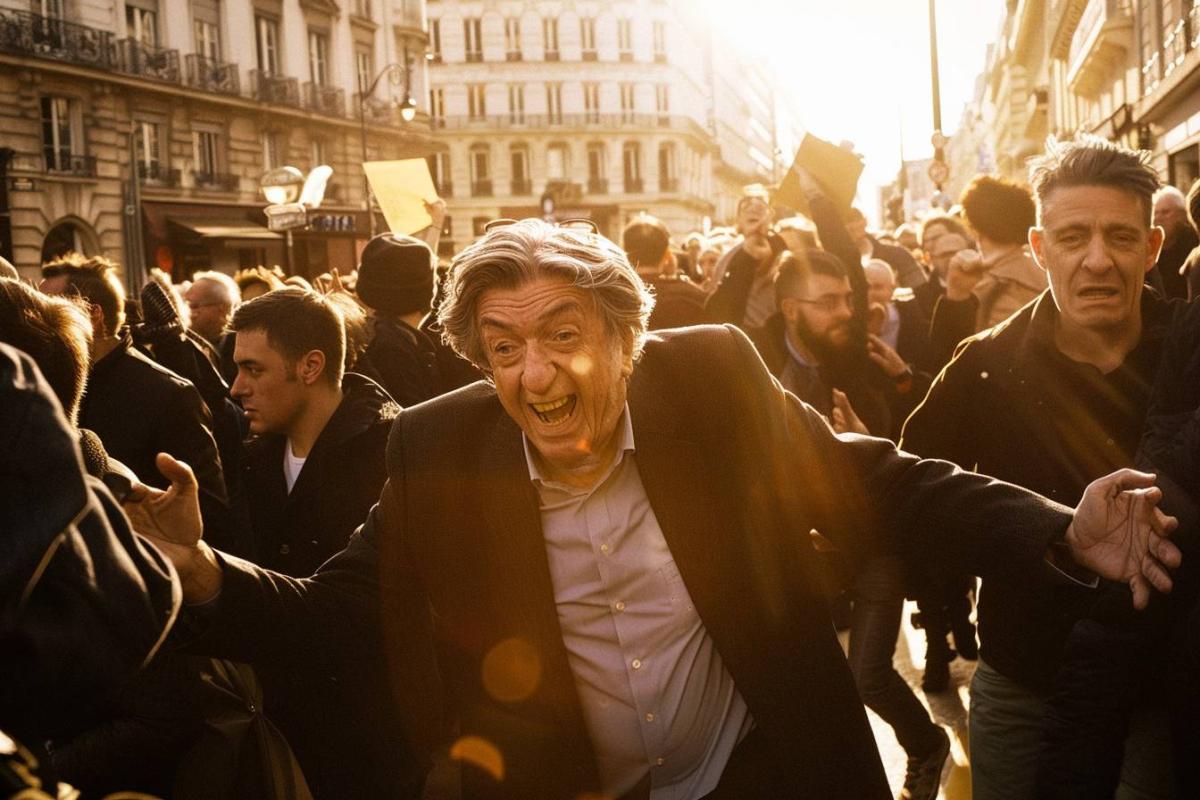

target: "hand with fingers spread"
[830,388,869,436]
[866,334,909,379]
[123,452,223,603]
[1065,469,1182,609]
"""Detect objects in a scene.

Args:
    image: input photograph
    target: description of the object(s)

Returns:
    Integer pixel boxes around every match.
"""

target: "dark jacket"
[1151,227,1199,300]
[239,372,410,800]
[645,276,710,330]
[79,331,234,551]
[195,325,1074,800]
[901,290,1181,690]
[869,235,927,289]
[361,317,444,408]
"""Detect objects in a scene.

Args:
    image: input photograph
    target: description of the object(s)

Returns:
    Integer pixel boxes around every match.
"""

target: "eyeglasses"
[790,291,855,313]
[483,217,599,234]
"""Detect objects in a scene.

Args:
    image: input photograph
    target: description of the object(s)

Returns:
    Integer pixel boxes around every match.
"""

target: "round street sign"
[928,160,950,185]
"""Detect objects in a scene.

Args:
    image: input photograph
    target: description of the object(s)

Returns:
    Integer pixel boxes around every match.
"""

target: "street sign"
[930,131,948,150]
[927,160,950,186]
[265,202,308,231]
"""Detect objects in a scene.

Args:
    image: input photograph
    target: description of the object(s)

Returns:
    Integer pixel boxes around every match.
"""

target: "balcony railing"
[45,153,96,177]
[137,162,181,186]
[1142,51,1161,95]
[625,177,644,193]
[193,171,239,191]
[587,177,607,194]
[186,54,239,95]
[305,82,345,116]
[510,178,532,195]
[471,179,493,197]
[660,177,679,192]
[252,71,301,107]
[436,113,708,139]
[115,38,180,82]
[1164,19,1187,78]
[0,9,114,68]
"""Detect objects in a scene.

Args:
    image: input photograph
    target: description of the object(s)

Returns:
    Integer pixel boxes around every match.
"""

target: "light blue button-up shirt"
[524,408,754,799]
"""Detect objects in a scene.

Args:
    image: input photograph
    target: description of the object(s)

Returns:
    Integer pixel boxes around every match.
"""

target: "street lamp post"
[358,48,419,238]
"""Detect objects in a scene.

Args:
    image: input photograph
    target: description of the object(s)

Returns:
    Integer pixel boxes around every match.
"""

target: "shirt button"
[600,543,610,555]
[645,712,655,722]
[656,757,665,766]
[615,601,626,612]
[632,659,642,670]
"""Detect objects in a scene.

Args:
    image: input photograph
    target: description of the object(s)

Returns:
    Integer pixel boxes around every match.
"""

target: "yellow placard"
[363,159,440,235]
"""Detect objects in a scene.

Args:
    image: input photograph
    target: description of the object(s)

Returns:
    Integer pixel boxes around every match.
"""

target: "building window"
[543,17,559,60]
[547,143,569,180]
[135,120,161,171]
[355,48,373,93]
[583,82,600,123]
[587,142,605,180]
[428,151,451,194]
[353,0,370,19]
[125,1,159,46]
[41,96,80,172]
[193,127,222,177]
[464,18,482,62]
[192,0,221,60]
[468,84,486,119]
[308,30,329,85]
[617,18,632,61]
[546,83,562,124]
[580,17,596,60]
[510,145,530,194]
[470,144,492,195]
[655,84,669,122]
[505,17,521,61]
[620,83,635,122]
[310,138,325,169]
[652,20,666,63]
[623,141,642,192]
[262,130,282,170]
[658,142,677,191]
[430,87,445,124]
[429,18,441,63]
[255,15,280,74]
[35,0,63,19]
[508,84,525,124]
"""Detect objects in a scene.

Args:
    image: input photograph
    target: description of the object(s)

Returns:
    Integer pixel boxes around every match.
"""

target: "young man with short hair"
[227,286,414,799]
[622,214,708,329]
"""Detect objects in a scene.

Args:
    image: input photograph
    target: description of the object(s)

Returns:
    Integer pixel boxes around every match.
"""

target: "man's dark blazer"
[195,324,1073,800]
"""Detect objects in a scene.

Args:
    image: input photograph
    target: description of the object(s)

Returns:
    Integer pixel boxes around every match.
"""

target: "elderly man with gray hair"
[125,218,1180,800]
[183,270,240,348]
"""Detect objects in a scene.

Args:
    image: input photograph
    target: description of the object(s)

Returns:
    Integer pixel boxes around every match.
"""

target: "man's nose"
[521,344,556,395]
[1081,233,1115,273]
[230,373,248,398]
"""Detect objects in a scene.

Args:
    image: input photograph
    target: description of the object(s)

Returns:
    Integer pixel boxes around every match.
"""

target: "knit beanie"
[355,233,435,317]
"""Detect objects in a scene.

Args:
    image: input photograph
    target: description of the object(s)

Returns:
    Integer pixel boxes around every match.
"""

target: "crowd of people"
[2,133,1198,800]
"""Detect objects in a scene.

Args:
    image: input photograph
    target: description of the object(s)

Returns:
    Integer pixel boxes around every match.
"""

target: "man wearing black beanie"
[356,232,446,406]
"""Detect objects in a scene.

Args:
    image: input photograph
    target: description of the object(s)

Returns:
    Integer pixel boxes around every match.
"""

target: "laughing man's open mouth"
[530,395,577,425]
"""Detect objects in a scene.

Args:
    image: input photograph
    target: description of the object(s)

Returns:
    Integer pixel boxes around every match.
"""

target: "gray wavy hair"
[438,218,655,371]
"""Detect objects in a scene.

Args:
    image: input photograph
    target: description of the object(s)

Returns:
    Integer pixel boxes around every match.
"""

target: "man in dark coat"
[622,214,710,330]
[126,220,1180,800]
[227,287,415,799]
[1149,185,1197,299]
[39,255,232,549]
[356,233,446,407]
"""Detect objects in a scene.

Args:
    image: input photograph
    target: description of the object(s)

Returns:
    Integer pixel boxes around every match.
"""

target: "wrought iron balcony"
[252,71,301,107]
[193,171,239,191]
[137,162,181,186]
[587,177,607,194]
[624,177,644,193]
[435,114,708,141]
[45,153,96,177]
[185,54,240,95]
[305,83,345,116]
[116,38,180,82]
[0,9,114,68]
[510,178,532,195]
[471,179,493,197]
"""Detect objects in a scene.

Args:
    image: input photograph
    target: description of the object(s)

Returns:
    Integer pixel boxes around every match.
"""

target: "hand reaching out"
[867,334,909,379]
[1066,469,1181,609]
[831,388,869,436]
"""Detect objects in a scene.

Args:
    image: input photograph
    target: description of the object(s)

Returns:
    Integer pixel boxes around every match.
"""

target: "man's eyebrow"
[234,358,262,368]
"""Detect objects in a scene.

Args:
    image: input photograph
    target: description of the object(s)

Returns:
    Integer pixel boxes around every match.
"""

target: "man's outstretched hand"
[1067,469,1182,609]
[123,452,223,604]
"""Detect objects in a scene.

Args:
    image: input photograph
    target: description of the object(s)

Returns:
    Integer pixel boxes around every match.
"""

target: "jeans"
[969,659,1048,800]
[846,555,943,758]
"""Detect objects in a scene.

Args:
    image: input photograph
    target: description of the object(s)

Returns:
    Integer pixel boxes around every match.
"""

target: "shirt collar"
[522,403,636,484]
[784,333,815,368]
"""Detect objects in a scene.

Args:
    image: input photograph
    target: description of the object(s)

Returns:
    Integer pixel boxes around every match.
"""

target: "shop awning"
[168,218,281,241]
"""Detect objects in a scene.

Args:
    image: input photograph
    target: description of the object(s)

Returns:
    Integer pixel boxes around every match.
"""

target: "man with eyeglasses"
[184,271,241,382]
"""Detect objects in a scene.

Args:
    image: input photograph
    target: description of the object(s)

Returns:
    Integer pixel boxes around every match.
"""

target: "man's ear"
[1146,226,1165,274]
[297,349,328,385]
[1029,227,1047,272]
[779,297,800,323]
[87,302,107,337]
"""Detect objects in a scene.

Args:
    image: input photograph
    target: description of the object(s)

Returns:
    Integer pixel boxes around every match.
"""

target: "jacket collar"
[1015,286,1170,368]
[88,328,134,382]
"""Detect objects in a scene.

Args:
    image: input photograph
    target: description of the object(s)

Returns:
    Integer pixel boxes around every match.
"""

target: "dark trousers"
[846,556,942,758]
